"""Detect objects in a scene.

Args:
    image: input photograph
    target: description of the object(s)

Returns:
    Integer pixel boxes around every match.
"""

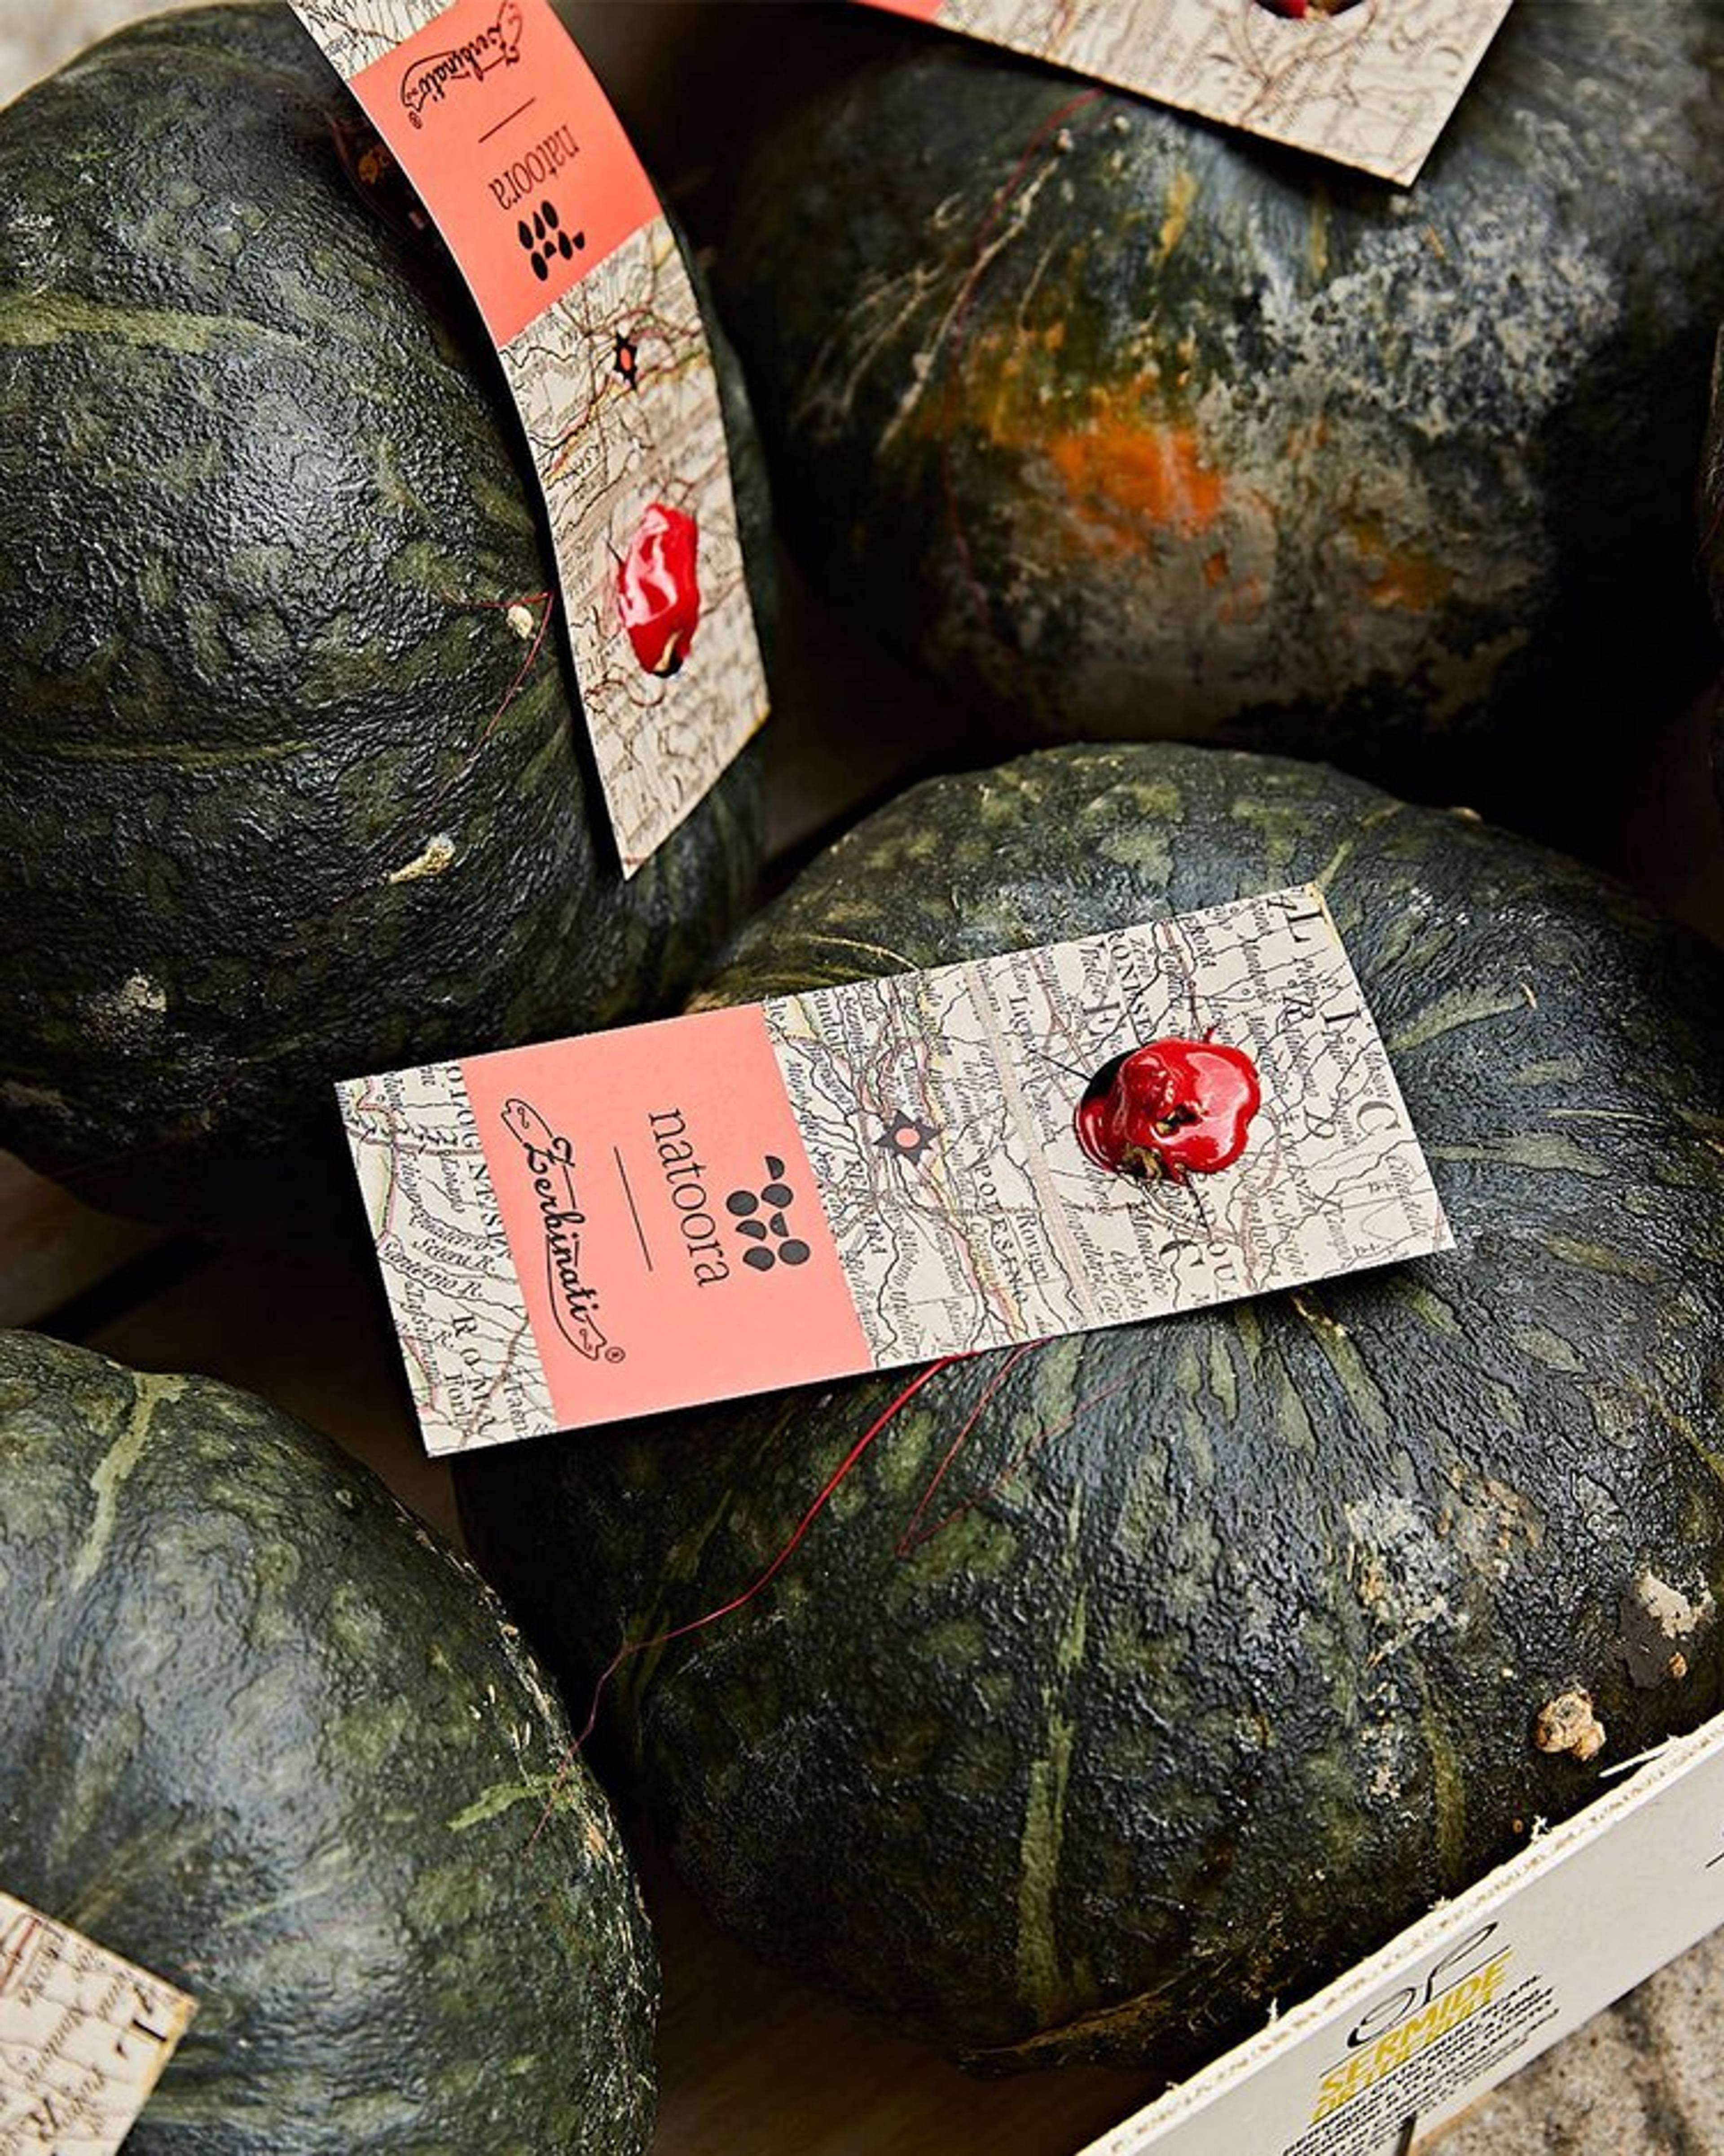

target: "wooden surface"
[0,1156,162,1332]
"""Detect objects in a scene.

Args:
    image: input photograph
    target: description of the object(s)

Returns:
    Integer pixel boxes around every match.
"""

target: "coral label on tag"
[290,0,769,873]
[342,886,1452,1454]
[853,0,1514,186]
[0,1891,194,2155]
[460,1005,874,1434]
[343,0,657,346]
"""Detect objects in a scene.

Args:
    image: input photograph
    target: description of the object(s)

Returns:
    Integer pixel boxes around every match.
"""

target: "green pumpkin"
[716,4,1724,833]
[0,2,764,1226]
[460,742,1724,2077]
[0,1328,655,2152]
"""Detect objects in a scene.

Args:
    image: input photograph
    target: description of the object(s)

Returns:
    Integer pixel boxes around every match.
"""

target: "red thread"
[562,1341,1133,1745]
[438,587,558,743]
[897,1356,1147,1551]
[529,1354,972,1845]
[529,1332,1149,1848]
[894,1340,1040,1555]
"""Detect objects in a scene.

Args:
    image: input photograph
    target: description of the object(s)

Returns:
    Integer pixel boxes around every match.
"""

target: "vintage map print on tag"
[0,1891,194,2155]
[290,0,769,873]
[858,0,1514,186]
[342,887,1452,1454]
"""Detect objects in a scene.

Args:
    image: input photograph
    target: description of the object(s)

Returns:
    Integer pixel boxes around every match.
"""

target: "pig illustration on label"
[400,0,524,128]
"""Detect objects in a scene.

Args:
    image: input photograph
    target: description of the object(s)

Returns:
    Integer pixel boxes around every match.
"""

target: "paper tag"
[0,1892,194,2155]
[857,0,1513,187]
[341,886,1451,1454]
[1081,1710,1724,2153]
[290,0,769,874]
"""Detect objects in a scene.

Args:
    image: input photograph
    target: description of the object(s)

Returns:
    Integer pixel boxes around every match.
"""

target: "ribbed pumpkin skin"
[460,744,1724,2075]
[0,3,762,1225]
[717,6,1724,826]
[0,1330,655,2154]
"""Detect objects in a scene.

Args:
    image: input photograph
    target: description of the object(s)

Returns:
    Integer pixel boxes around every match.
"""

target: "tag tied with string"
[340,884,1453,1456]
[290,0,770,876]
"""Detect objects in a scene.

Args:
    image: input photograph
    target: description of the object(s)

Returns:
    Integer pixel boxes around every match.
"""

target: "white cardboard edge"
[1080,1707,1724,2153]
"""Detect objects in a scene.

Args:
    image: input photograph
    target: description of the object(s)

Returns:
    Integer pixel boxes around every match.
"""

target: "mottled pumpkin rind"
[460,742,1724,2076]
[0,1327,656,2154]
[0,2,765,1225]
[716,6,1724,832]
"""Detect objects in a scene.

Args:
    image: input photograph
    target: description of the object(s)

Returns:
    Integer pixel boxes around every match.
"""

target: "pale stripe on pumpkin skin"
[0,294,312,358]
[1016,1481,1087,2023]
[53,1809,215,1947]
[1387,986,1537,1052]
[1017,1702,1078,2024]
[1414,1681,1469,1885]
[69,1370,184,1590]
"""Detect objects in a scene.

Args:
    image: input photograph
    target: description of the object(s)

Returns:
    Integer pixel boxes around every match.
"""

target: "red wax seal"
[617,502,700,676]
[1076,1037,1262,1182]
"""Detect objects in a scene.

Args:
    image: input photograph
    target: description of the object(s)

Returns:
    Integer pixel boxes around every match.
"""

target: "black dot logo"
[517,198,585,283]
[726,1155,810,1272]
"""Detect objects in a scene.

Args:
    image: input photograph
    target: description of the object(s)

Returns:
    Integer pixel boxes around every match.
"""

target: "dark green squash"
[0,2,764,1227]
[716,4,1724,836]
[0,1327,655,2153]
[460,742,1724,2077]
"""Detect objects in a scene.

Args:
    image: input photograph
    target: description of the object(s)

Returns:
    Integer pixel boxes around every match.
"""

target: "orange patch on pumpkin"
[1045,413,1227,543]
[924,338,1234,559]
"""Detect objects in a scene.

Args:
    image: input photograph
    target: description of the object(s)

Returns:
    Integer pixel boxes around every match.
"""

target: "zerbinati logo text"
[399,0,523,127]
[500,1098,625,1364]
